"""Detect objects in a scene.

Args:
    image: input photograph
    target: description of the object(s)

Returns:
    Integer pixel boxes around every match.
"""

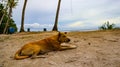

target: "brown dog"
[14,32,77,60]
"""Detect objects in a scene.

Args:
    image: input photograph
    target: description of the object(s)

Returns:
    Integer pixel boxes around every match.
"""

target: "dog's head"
[58,32,70,43]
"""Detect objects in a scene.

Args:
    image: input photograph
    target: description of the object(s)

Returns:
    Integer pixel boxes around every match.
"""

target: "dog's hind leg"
[30,50,46,59]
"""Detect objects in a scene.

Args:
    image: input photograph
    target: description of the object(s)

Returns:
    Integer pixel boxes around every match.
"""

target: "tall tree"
[0,3,17,34]
[3,0,18,34]
[52,0,61,31]
[0,0,8,26]
[20,0,27,32]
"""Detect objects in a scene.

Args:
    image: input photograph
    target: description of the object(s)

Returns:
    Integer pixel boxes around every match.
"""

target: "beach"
[0,30,120,67]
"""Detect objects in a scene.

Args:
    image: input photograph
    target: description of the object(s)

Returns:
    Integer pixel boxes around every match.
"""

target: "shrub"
[99,21,115,30]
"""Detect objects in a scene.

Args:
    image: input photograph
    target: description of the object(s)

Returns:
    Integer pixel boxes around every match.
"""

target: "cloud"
[25,23,53,29]
[99,17,120,27]
[26,0,58,12]
[67,21,84,28]
[59,0,120,22]
[25,23,40,28]
[60,16,120,31]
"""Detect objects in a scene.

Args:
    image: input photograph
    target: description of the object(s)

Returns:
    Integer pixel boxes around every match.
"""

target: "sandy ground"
[0,30,120,67]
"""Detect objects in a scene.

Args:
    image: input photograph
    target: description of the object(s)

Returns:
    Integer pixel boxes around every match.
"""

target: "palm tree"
[0,0,8,26]
[0,12,5,26]
[20,0,28,32]
[52,0,61,31]
[3,0,18,34]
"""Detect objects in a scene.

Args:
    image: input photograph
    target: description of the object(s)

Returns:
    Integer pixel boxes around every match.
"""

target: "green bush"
[99,21,115,30]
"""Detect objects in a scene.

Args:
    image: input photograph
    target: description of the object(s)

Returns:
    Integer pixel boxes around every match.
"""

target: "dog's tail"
[14,49,29,60]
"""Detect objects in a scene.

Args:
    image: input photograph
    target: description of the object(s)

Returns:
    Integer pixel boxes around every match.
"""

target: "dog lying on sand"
[14,32,77,60]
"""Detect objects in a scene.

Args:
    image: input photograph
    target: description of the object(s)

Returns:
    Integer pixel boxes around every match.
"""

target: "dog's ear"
[58,32,61,37]
[64,32,67,34]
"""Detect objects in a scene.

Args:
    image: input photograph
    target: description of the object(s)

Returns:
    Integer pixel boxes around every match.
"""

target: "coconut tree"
[3,0,18,34]
[0,0,8,26]
[20,0,28,32]
[52,0,61,31]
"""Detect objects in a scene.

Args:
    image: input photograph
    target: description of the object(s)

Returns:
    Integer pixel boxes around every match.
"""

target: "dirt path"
[0,30,120,67]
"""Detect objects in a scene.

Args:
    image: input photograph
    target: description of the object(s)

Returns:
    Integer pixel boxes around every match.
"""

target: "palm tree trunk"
[3,7,12,34]
[52,0,61,31]
[20,0,27,32]
[0,14,5,25]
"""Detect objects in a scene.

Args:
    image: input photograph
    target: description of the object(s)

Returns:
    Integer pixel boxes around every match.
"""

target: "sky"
[12,0,120,31]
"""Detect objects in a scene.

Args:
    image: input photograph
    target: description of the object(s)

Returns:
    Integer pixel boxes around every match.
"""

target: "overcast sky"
[13,0,120,31]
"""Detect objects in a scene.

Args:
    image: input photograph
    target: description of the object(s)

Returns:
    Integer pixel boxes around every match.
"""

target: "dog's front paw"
[69,45,77,49]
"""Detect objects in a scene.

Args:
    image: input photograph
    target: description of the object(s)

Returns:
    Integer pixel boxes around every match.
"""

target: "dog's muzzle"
[65,38,70,42]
